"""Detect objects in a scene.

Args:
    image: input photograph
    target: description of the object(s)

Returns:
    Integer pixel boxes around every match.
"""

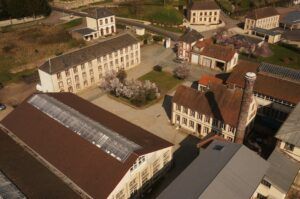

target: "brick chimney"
[235,72,256,144]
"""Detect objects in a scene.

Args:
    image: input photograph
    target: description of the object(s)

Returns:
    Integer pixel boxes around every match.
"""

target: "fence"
[0,16,44,27]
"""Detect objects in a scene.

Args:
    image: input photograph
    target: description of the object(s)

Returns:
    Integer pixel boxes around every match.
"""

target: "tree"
[116,69,127,83]
[173,65,190,79]
[0,0,51,19]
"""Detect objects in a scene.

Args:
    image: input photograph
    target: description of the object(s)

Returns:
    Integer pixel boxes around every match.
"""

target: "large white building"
[37,33,141,93]
[1,93,174,199]
[188,1,221,25]
[171,83,257,142]
[73,8,116,41]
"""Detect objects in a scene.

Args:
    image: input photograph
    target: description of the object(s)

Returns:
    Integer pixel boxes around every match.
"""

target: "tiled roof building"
[1,93,173,199]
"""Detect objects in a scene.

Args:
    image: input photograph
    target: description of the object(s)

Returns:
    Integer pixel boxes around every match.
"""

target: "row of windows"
[192,17,217,23]
[56,50,139,80]
[254,92,294,107]
[98,16,114,26]
[192,11,218,16]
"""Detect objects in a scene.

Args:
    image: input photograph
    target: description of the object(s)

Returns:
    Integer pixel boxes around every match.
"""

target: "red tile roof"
[246,7,279,20]
[173,84,244,127]
[197,133,227,148]
[198,75,223,86]
[201,44,236,62]
[194,38,213,49]
[226,60,300,105]
[1,93,172,199]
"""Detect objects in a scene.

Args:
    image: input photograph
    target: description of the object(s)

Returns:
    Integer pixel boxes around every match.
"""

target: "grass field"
[257,44,300,69]
[240,44,300,70]
[139,70,182,94]
[109,5,183,25]
[0,19,84,84]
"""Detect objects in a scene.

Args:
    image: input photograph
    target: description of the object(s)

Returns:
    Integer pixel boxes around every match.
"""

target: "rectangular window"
[284,142,295,151]
[88,61,92,68]
[73,66,78,73]
[176,104,181,111]
[56,72,61,79]
[76,83,80,89]
[67,78,71,86]
[183,107,188,114]
[189,120,194,128]
[257,193,267,199]
[75,75,79,82]
[163,151,170,166]
[58,81,63,88]
[82,72,87,79]
[81,64,85,70]
[65,70,70,77]
[212,119,218,127]
[204,127,209,134]
[152,159,161,174]
[189,110,195,117]
[141,168,149,185]
[197,113,202,120]
[261,179,271,188]
[91,77,95,83]
[205,116,210,123]
[89,69,94,76]
[182,117,187,125]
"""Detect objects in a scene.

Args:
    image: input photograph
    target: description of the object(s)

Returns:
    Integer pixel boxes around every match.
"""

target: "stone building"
[1,93,173,199]
[188,1,221,25]
[171,80,257,142]
[244,7,280,31]
[37,33,141,93]
[73,8,116,41]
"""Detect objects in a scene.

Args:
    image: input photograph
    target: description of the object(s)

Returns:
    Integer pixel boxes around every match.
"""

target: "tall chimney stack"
[235,72,256,144]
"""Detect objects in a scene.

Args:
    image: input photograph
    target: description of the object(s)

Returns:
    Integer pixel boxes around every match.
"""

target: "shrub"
[153,35,164,42]
[153,65,162,72]
[173,65,190,79]
[116,69,127,83]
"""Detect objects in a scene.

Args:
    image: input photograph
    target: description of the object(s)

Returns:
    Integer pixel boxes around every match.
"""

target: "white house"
[73,8,116,41]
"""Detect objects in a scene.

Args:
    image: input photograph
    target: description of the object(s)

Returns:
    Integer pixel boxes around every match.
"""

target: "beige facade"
[278,140,300,162]
[37,42,140,93]
[253,179,287,199]
[189,9,220,25]
[171,100,257,142]
[108,147,173,199]
[244,15,280,31]
[86,15,116,38]
[191,52,238,72]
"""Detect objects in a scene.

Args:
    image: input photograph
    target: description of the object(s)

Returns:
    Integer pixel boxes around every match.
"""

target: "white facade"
[108,147,173,199]
[171,99,257,141]
[191,52,239,72]
[37,42,141,93]
[244,15,280,31]
[86,15,116,37]
[278,141,300,162]
[189,9,220,25]
[253,179,286,199]
[177,38,203,61]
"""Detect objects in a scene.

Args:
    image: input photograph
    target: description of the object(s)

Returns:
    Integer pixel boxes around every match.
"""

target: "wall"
[0,16,44,27]
[107,146,173,199]
[37,70,55,92]
[278,141,300,161]
[189,9,220,25]
[254,180,286,199]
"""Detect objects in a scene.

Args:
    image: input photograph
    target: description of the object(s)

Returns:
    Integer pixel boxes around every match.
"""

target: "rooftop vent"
[213,145,224,151]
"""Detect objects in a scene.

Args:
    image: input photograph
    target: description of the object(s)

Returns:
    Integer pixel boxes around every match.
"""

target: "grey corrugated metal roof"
[275,103,300,146]
[265,149,300,193]
[87,8,114,19]
[252,27,281,36]
[178,29,204,43]
[281,11,300,25]
[158,141,269,199]
[39,33,139,74]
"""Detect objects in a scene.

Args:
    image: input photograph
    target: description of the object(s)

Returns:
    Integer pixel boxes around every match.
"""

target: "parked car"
[0,103,6,111]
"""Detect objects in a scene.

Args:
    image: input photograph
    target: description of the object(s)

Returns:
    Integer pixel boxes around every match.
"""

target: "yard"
[240,44,300,70]
[139,70,182,95]
[257,44,300,70]
[0,18,84,85]
[108,5,183,25]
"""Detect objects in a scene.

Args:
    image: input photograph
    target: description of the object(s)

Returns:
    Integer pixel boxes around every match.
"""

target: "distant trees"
[0,0,51,20]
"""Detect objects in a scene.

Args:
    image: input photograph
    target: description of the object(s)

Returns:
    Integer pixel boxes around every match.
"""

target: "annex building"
[37,33,141,93]
[0,93,173,199]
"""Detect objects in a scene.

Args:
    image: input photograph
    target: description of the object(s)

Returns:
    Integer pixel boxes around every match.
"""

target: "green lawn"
[139,70,182,94]
[109,5,183,25]
[61,18,83,30]
[257,44,300,70]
